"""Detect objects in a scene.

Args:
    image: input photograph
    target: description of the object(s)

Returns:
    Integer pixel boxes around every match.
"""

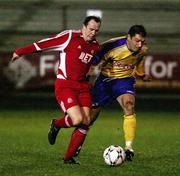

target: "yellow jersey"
[92,36,146,79]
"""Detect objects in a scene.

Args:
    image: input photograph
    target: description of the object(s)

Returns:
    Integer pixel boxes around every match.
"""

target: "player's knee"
[82,112,92,125]
[82,116,91,125]
[124,101,134,114]
[71,115,83,126]
[125,101,134,109]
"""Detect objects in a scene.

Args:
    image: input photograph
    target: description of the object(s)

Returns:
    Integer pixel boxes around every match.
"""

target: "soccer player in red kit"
[12,16,101,164]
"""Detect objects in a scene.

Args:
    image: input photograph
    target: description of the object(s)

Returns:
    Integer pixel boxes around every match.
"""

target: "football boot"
[63,157,80,165]
[48,119,60,145]
[125,149,134,161]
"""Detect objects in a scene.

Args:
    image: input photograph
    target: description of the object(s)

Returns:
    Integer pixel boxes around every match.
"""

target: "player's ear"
[82,25,87,34]
[127,34,132,40]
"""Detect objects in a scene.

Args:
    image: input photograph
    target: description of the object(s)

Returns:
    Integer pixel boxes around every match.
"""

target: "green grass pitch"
[0,109,180,176]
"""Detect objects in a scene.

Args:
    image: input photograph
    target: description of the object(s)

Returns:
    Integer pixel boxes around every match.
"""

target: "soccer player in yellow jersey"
[89,25,151,161]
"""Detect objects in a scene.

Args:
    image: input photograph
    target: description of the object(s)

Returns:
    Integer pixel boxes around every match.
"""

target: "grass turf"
[0,109,180,176]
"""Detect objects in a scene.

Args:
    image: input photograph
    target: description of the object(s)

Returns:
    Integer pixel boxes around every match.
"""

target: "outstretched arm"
[11,30,71,63]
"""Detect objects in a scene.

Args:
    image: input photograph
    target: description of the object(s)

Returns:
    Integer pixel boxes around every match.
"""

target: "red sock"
[63,125,89,160]
[54,114,73,128]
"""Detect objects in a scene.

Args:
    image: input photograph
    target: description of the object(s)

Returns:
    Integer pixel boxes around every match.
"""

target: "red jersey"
[15,30,100,82]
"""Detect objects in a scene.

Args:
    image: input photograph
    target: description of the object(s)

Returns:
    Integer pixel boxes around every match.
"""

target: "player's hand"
[142,74,152,81]
[11,52,20,62]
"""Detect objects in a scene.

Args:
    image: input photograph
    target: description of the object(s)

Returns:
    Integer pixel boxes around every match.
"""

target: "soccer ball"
[103,145,125,166]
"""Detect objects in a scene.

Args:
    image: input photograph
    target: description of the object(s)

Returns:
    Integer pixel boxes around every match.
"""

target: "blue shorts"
[92,74,135,107]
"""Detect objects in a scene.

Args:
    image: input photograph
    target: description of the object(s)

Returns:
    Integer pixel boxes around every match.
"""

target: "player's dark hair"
[83,16,101,26]
[128,25,147,37]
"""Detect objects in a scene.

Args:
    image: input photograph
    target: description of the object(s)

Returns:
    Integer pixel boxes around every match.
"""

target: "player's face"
[127,34,145,52]
[82,19,101,42]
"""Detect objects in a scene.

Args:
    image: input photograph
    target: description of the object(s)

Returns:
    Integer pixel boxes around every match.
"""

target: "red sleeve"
[34,31,70,51]
[15,44,36,56]
[15,30,71,56]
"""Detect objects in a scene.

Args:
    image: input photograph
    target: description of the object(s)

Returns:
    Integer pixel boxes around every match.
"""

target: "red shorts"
[55,79,92,113]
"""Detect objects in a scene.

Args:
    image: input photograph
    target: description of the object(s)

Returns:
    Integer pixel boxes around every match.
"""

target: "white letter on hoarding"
[151,61,166,78]
[40,55,55,77]
[167,62,178,78]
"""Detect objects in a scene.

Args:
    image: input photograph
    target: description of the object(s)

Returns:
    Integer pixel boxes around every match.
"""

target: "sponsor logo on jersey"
[79,52,93,64]
[113,60,135,69]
